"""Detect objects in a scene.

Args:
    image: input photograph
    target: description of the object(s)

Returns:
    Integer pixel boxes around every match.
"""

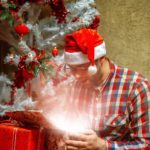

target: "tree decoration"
[0,0,100,109]
[49,0,68,23]
[0,0,18,26]
[89,15,100,30]
[8,53,14,64]
[15,23,30,37]
[52,47,59,57]
[13,47,48,88]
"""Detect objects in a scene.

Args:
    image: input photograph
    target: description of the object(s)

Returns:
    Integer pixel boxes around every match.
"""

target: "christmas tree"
[0,0,100,115]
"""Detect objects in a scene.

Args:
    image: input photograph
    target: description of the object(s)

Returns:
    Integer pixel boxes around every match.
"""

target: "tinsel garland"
[4,0,100,63]
[30,0,100,49]
[0,74,13,105]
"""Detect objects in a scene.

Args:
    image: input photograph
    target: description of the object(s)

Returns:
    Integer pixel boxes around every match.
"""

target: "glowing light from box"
[46,112,90,133]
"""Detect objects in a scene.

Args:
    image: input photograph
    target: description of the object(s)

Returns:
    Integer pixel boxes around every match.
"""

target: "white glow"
[46,113,89,133]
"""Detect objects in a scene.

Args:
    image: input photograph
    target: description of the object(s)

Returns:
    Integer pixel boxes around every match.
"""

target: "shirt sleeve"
[106,80,150,150]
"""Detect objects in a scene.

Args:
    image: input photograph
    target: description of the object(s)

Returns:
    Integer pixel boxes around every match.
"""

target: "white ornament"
[9,54,14,59]
[25,51,36,63]
[59,31,64,36]
[28,52,33,58]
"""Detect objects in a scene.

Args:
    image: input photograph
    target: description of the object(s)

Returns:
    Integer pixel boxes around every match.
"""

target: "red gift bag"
[0,124,45,150]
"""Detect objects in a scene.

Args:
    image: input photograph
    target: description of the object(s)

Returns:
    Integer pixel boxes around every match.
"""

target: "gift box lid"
[5,110,52,128]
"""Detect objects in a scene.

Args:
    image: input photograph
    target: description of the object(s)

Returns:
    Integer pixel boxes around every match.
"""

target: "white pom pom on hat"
[88,65,97,75]
[64,28,106,74]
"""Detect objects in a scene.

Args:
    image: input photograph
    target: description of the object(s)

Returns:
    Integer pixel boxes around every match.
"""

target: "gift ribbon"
[12,127,18,150]
[37,127,44,150]
[0,119,44,150]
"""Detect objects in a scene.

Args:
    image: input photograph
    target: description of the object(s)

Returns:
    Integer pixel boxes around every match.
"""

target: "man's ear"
[99,56,106,64]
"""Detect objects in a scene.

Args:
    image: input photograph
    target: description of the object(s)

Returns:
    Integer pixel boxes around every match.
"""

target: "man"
[63,28,150,150]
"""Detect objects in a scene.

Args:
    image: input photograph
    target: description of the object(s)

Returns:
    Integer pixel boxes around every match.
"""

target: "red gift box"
[0,124,45,150]
[4,111,66,150]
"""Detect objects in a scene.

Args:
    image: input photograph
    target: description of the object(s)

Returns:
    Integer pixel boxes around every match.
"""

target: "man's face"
[68,62,99,81]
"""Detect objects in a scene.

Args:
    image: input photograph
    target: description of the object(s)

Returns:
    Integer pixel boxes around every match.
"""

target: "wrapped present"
[5,111,66,150]
[0,122,45,150]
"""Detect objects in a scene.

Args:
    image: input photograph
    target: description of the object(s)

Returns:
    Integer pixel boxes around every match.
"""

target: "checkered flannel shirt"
[66,59,150,150]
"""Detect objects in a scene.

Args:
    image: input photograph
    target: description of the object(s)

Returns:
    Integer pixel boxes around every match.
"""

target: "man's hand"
[65,129,106,150]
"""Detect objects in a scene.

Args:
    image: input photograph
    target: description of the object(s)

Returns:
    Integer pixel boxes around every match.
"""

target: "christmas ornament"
[28,52,33,58]
[8,53,14,64]
[15,23,29,37]
[25,51,35,63]
[52,47,59,57]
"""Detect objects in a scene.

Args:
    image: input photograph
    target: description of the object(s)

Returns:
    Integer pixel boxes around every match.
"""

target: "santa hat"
[64,28,106,75]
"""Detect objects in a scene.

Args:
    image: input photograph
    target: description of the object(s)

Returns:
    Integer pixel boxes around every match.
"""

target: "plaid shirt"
[66,59,150,150]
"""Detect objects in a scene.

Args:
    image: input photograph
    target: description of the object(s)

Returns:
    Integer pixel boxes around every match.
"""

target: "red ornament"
[52,47,59,57]
[15,24,29,36]
[89,15,101,30]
